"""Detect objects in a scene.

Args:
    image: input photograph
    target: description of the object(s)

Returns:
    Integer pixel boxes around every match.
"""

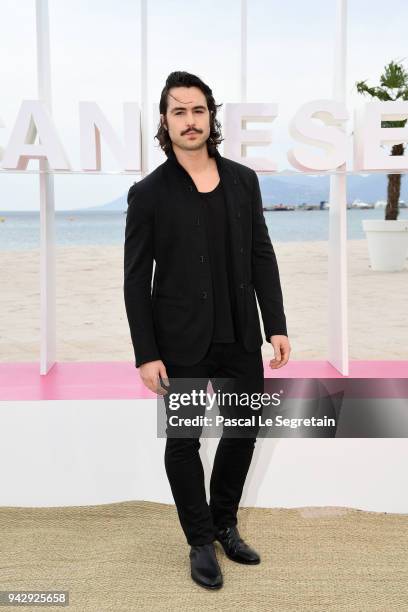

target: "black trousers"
[162,340,264,546]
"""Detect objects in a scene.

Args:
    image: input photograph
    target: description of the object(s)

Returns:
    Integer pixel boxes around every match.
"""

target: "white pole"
[241,0,247,103]
[36,0,56,375]
[328,0,349,374]
[141,0,148,176]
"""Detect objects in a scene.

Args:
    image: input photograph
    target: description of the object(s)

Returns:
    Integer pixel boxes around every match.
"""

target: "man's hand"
[139,360,170,394]
[269,335,291,369]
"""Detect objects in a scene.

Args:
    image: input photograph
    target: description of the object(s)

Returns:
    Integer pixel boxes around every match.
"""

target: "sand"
[0,240,407,363]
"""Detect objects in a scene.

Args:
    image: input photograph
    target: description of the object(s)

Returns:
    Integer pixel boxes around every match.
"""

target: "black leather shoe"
[215,525,260,564]
[189,542,223,589]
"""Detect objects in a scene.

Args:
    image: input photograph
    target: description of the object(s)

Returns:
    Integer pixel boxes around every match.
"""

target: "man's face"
[161,86,211,153]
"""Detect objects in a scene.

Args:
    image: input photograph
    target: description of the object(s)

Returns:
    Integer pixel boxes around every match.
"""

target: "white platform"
[1,399,407,513]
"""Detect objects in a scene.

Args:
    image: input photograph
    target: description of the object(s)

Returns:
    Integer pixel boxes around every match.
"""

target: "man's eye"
[175,110,204,115]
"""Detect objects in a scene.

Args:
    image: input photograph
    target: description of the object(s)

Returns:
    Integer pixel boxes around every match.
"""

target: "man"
[124,71,290,590]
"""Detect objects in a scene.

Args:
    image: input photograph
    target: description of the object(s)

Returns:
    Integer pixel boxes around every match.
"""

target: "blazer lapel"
[213,149,245,285]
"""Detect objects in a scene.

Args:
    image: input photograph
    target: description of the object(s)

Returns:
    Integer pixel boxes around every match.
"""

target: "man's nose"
[185,111,198,123]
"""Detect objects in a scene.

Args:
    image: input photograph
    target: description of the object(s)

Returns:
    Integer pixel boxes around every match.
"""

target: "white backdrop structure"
[1,2,408,374]
[0,0,354,375]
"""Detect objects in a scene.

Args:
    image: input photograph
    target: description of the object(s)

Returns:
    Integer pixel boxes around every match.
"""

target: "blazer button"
[239,283,245,290]
[200,255,205,263]
[240,247,244,254]
[202,291,208,299]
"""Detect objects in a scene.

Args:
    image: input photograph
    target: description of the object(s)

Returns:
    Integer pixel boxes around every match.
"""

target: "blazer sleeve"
[251,170,288,341]
[123,183,161,368]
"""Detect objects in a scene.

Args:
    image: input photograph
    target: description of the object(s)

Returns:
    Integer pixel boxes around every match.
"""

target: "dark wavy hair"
[154,71,224,157]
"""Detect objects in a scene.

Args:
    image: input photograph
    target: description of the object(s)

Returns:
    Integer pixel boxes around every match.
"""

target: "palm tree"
[356,59,408,220]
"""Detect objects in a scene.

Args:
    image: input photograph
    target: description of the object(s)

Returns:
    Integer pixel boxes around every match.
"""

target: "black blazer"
[123,144,288,368]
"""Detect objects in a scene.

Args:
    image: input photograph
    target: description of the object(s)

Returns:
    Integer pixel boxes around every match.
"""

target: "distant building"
[350,199,374,209]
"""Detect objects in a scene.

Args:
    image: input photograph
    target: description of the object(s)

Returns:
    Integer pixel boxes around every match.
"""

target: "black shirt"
[198,179,238,343]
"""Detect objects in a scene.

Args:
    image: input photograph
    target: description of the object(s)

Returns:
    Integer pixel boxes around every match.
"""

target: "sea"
[0,208,407,251]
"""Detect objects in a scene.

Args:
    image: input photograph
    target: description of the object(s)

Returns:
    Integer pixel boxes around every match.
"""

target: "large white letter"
[1,100,71,170]
[287,99,349,171]
[79,102,141,171]
[223,103,278,171]
[353,100,408,171]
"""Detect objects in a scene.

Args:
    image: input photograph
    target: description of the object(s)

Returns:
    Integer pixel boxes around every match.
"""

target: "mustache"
[183,129,202,135]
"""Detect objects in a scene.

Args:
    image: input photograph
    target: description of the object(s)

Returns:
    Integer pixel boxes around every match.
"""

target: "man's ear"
[160,114,167,130]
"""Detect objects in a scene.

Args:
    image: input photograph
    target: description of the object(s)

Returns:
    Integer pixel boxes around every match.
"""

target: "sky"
[0,0,407,210]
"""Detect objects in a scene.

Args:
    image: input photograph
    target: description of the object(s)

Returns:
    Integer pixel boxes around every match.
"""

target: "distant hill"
[83,172,407,211]
[259,173,406,206]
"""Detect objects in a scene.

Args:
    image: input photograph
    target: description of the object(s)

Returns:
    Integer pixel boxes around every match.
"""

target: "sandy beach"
[1,239,407,363]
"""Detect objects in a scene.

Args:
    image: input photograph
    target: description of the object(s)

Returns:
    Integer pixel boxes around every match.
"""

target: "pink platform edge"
[0,361,407,401]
